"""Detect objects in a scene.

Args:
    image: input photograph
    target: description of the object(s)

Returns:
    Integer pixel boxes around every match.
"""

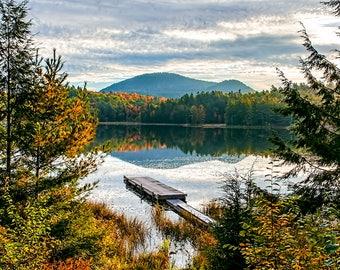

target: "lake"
[83,124,295,267]
[94,124,291,166]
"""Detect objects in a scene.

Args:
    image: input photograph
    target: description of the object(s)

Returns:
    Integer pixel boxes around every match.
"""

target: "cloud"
[28,0,340,91]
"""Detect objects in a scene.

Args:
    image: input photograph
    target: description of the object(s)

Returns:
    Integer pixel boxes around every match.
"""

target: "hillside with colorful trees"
[89,89,292,126]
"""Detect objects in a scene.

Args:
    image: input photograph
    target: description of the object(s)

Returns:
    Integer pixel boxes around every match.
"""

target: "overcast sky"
[28,0,339,91]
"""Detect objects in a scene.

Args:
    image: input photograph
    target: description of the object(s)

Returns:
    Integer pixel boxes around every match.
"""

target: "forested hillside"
[90,89,291,126]
[100,72,254,97]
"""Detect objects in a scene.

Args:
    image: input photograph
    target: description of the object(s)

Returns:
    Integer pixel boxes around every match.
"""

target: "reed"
[86,201,147,254]
[152,203,217,246]
[201,200,224,220]
[84,201,172,269]
[151,203,220,269]
[151,204,198,243]
[41,258,92,270]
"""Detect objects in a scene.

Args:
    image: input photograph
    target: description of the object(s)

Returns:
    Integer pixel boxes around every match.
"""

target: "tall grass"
[201,200,224,220]
[152,204,197,243]
[151,204,217,269]
[41,201,222,269]
[41,201,171,270]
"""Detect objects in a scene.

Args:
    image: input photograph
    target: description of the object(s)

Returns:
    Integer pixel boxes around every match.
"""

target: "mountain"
[100,72,254,97]
[205,79,254,93]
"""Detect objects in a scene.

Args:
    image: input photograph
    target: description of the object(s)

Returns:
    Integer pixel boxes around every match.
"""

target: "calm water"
[94,124,289,168]
[84,124,292,267]
[86,124,292,226]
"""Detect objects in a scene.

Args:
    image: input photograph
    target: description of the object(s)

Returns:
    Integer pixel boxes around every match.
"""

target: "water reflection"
[94,124,289,157]
[88,125,291,267]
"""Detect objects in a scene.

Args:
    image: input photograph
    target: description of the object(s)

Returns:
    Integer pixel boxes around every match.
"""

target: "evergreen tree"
[15,49,98,192]
[0,1,99,267]
[0,0,38,185]
[272,1,340,209]
[207,168,264,270]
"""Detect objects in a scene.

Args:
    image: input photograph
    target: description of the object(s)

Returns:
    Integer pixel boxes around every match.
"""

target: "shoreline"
[98,122,288,129]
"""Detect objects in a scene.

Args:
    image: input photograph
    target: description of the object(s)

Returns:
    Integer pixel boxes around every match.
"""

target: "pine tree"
[15,49,98,196]
[272,1,340,209]
[0,1,100,267]
[0,0,38,185]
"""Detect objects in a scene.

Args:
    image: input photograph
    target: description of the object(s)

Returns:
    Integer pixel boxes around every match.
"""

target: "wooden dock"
[166,199,216,225]
[124,176,187,202]
[124,176,215,225]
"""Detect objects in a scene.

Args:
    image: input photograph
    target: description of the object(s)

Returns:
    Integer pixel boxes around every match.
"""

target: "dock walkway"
[166,199,216,225]
[124,176,215,225]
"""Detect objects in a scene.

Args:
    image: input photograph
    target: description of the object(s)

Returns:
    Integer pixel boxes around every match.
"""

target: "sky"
[28,0,340,91]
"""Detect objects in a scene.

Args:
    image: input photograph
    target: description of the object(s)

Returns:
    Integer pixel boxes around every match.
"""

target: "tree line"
[90,89,293,126]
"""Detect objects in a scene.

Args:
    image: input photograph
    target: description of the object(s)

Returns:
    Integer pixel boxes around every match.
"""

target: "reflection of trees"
[224,128,271,155]
[94,125,290,156]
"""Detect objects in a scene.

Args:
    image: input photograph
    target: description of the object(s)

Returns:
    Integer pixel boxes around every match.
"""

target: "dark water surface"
[94,124,289,168]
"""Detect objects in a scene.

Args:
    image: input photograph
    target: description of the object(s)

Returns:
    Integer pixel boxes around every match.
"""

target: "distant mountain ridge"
[100,72,254,97]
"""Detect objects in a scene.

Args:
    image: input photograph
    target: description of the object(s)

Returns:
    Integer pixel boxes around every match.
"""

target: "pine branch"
[299,23,340,92]
[321,1,340,16]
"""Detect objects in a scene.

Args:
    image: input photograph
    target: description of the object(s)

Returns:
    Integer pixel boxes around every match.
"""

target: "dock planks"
[124,176,187,201]
[167,199,216,225]
[124,176,215,225]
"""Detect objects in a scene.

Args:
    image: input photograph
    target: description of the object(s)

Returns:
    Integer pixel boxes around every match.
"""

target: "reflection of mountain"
[94,124,290,156]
